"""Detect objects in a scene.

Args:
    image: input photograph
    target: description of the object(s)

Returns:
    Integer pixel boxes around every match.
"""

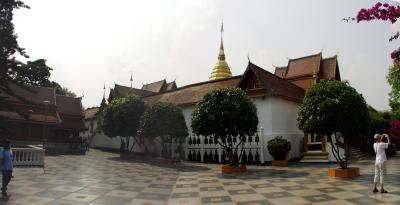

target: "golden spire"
[103,83,106,99]
[130,71,133,88]
[209,22,232,80]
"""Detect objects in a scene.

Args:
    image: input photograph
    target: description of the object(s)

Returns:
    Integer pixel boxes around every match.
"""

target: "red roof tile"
[84,107,99,120]
[0,104,60,124]
[244,62,305,102]
[285,53,322,78]
[142,80,167,93]
[56,95,84,116]
[320,56,338,80]
[274,67,287,78]
[144,76,242,106]
[165,81,177,91]
[1,82,56,106]
[113,84,155,98]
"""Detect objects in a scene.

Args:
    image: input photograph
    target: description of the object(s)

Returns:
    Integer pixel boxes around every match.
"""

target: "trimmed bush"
[267,136,291,160]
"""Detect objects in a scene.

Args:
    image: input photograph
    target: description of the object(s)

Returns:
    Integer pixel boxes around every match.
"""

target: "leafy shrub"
[267,136,291,160]
[191,87,258,165]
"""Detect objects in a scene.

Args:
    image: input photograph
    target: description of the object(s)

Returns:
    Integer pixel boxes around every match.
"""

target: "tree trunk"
[329,133,348,169]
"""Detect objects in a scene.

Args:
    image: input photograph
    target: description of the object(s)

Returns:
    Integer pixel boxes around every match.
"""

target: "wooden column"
[303,133,308,153]
[321,135,326,152]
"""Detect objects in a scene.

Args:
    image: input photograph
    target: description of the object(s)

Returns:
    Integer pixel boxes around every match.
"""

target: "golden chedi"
[210,23,232,80]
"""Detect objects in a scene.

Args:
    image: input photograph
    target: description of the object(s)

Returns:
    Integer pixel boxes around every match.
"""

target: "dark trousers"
[2,170,12,194]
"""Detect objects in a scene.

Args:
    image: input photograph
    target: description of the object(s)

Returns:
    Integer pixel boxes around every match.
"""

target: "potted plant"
[267,136,291,167]
[191,88,258,173]
[297,80,369,178]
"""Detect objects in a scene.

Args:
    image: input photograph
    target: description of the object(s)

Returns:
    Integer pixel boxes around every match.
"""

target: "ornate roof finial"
[130,71,133,88]
[209,21,232,80]
[247,53,251,62]
[219,20,225,58]
[313,63,318,78]
[103,82,106,99]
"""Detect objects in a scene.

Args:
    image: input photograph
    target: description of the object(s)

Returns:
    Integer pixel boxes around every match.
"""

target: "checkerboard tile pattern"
[5,150,400,205]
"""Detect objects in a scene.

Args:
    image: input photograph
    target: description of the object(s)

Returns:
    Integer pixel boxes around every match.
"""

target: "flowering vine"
[356,2,400,66]
[391,48,400,67]
[357,2,400,23]
[389,119,400,140]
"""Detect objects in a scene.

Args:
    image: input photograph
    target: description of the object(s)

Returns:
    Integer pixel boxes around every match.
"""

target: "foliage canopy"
[139,102,188,139]
[191,87,258,165]
[101,95,146,151]
[297,80,369,168]
[139,102,188,157]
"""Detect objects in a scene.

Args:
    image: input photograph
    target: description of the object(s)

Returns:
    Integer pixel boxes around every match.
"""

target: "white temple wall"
[82,96,303,162]
[253,97,303,161]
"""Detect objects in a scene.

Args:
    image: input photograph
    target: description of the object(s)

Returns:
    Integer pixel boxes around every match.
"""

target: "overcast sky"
[12,0,399,110]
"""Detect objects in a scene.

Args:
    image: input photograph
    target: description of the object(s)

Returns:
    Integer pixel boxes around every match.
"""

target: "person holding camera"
[373,134,391,193]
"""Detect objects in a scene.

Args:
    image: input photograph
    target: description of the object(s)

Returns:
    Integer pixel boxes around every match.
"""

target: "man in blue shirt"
[0,139,13,197]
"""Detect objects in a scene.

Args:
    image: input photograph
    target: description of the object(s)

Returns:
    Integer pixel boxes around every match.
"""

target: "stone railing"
[186,127,265,164]
[12,146,44,167]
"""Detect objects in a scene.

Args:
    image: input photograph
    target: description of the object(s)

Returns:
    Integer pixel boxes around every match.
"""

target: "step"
[303,152,328,156]
[303,157,329,161]
[300,159,329,163]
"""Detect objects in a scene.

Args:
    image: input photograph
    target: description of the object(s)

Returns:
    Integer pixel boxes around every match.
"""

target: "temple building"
[108,79,177,102]
[85,25,341,163]
[274,53,340,90]
[274,53,342,162]
[0,82,86,147]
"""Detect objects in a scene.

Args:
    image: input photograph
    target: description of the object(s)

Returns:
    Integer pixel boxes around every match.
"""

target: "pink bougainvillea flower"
[389,119,400,140]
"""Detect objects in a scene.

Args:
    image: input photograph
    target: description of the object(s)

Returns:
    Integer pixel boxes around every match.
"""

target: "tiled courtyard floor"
[4,150,400,205]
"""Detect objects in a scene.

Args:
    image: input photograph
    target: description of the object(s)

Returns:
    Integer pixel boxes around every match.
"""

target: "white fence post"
[13,146,45,167]
[259,127,265,164]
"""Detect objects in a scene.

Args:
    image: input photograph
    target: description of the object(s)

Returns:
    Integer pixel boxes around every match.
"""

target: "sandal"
[373,188,378,193]
[380,189,388,193]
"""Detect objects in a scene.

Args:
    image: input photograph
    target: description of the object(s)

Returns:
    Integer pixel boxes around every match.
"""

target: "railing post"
[200,136,204,162]
[185,136,189,160]
[12,147,44,167]
[260,127,265,164]
[218,138,222,163]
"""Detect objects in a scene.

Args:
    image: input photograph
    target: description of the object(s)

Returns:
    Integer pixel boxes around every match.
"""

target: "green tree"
[0,0,29,79]
[53,84,76,97]
[0,0,29,137]
[191,87,258,165]
[367,106,390,137]
[9,59,76,96]
[297,80,369,169]
[387,66,400,118]
[101,95,145,152]
[138,102,188,158]
[9,59,52,86]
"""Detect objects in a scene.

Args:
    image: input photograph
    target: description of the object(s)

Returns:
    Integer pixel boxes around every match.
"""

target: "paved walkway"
[4,150,400,205]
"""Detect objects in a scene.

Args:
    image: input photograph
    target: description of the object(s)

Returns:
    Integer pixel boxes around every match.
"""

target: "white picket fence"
[186,127,266,164]
[12,146,44,167]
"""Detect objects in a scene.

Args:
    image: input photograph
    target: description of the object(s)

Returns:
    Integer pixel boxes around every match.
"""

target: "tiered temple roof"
[84,107,100,120]
[0,82,85,131]
[144,62,305,106]
[274,53,340,90]
[55,95,86,130]
[108,80,178,102]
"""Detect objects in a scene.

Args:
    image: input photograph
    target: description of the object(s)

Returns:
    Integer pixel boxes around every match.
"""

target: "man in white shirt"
[373,134,391,193]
